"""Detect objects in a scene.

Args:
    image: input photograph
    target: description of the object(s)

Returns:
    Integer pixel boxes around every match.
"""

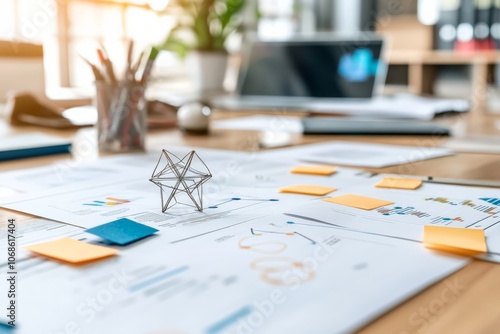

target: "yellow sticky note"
[375,177,422,190]
[423,226,487,256]
[323,194,393,210]
[280,185,336,196]
[25,237,118,264]
[290,165,336,176]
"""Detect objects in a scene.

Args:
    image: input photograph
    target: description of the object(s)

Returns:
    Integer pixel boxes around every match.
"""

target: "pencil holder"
[95,81,147,152]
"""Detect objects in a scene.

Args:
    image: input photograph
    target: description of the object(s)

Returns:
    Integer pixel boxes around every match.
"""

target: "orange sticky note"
[323,194,393,210]
[423,226,487,256]
[25,237,118,264]
[290,165,336,176]
[280,185,336,196]
[375,177,422,190]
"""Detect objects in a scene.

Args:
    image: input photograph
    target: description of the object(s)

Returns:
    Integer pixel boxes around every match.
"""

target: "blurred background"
[1,0,500,112]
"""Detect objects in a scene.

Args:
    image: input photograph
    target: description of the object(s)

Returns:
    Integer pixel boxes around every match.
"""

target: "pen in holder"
[82,43,159,153]
[95,81,147,152]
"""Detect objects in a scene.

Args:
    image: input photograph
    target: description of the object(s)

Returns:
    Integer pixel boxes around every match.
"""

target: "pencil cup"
[95,82,147,152]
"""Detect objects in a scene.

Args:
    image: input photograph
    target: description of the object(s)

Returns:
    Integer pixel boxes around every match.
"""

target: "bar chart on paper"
[83,197,131,207]
[480,198,500,206]
[375,206,465,226]
[377,206,431,218]
[425,197,499,215]
[298,189,500,233]
[370,194,500,229]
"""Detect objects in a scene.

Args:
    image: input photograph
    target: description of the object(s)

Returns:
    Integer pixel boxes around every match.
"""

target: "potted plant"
[160,0,246,91]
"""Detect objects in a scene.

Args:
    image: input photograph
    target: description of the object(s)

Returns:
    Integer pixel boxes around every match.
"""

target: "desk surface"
[1,111,500,333]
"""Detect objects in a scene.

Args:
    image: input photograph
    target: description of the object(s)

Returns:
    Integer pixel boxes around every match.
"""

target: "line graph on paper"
[157,194,282,227]
[207,197,279,209]
[237,226,317,286]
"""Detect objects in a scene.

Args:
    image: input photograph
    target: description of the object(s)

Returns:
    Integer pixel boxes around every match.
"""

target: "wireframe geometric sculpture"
[149,150,212,212]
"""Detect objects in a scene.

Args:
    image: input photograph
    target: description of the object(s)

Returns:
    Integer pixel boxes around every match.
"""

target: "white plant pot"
[186,51,228,92]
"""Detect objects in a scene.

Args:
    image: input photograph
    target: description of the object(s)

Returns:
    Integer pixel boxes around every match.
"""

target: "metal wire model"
[149,150,212,212]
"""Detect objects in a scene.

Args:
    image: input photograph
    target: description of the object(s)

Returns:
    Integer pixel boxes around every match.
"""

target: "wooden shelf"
[385,50,500,112]
[388,50,500,64]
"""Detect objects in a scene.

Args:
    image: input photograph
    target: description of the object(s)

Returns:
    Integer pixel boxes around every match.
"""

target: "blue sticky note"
[85,218,158,245]
[0,322,14,333]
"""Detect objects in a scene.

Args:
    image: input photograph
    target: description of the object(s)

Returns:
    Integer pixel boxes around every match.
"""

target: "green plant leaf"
[161,0,245,53]
[158,38,189,59]
[219,0,244,31]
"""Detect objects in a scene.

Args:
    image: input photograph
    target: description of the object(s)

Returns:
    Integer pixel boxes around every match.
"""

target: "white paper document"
[11,214,467,334]
[0,155,369,244]
[285,178,500,261]
[211,115,304,133]
[0,146,247,193]
[0,153,154,192]
[0,145,494,333]
[258,141,453,168]
[310,94,469,120]
[0,215,84,265]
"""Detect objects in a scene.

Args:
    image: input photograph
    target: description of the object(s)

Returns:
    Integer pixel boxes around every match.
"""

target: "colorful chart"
[425,197,498,214]
[430,216,464,225]
[239,227,316,286]
[480,198,500,206]
[376,206,431,218]
[83,197,130,207]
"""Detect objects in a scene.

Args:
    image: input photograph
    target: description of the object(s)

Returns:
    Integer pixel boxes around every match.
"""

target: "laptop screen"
[238,38,384,99]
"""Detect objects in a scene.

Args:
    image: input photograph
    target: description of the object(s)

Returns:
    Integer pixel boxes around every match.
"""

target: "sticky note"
[323,194,394,210]
[0,322,14,331]
[25,238,118,264]
[290,165,336,176]
[375,177,422,190]
[423,225,487,256]
[85,218,158,245]
[280,185,336,196]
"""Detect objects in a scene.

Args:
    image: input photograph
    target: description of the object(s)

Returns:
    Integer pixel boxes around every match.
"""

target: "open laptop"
[211,33,386,110]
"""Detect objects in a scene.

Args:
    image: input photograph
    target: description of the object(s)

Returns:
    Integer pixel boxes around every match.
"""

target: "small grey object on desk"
[149,150,212,212]
[177,102,211,133]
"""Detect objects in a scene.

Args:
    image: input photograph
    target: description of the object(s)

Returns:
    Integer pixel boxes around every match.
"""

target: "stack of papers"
[1,143,498,333]
[259,141,453,168]
[310,94,469,120]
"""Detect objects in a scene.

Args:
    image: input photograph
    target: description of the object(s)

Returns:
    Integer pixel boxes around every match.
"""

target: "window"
[0,0,173,91]
[66,0,174,88]
[257,0,296,39]
[0,0,296,93]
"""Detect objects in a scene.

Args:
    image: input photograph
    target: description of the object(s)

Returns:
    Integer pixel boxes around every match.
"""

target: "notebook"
[0,133,72,161]
[302,117,451,135]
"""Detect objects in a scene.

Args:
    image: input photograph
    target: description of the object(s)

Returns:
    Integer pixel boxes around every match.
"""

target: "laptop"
[211,33,386,110]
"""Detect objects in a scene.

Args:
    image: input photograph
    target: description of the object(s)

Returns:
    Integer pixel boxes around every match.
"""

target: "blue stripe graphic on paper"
[206,306,253,334]
[480,198,500,206]
[129,266,189,292]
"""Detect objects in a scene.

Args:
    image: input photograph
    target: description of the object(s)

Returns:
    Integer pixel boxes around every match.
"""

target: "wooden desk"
[1,111,500,333]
